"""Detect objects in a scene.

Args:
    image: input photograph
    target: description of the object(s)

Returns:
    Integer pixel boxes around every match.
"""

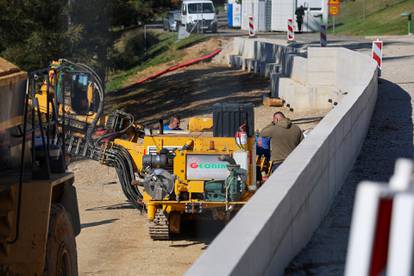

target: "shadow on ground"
[286,79,413,275]
[169,219,226,250]
[106,65,268,125]
[81,218,120,229]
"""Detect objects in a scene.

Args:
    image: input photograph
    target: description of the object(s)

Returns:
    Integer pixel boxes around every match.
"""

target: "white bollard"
[287,18,294,42]
[372,38,383,76]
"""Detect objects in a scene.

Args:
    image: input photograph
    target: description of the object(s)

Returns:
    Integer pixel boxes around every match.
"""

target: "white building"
[241,0,329,32]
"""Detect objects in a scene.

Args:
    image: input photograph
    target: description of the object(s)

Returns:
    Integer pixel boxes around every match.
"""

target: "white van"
[181,0,218,33]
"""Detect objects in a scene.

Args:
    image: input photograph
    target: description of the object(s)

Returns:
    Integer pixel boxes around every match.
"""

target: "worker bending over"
[260,112,304,172]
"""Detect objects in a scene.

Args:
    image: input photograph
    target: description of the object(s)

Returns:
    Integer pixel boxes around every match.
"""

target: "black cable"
[8,79,30,244]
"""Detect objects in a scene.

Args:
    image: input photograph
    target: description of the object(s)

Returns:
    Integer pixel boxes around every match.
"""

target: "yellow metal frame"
[114,134,255,220]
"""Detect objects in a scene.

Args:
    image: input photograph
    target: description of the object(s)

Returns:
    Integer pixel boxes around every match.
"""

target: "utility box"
[228,0,242,28]
[213,103,254,137]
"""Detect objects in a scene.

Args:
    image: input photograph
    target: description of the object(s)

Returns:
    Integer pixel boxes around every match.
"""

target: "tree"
[0,0,74,70]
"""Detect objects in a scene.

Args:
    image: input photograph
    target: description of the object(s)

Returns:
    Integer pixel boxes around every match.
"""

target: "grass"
[106,32,208,92]
[331,0,414,35]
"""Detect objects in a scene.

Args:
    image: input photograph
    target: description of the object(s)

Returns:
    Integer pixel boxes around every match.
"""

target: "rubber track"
[148,209,170,240]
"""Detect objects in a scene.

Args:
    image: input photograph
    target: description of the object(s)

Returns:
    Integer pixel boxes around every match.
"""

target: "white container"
[241,0,270,32]
[271,0,328,32]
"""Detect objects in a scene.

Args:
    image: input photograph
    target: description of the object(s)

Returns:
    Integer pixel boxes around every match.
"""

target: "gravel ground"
[69,33,413,275]
[73,56,324,275]
[286,36,414,275]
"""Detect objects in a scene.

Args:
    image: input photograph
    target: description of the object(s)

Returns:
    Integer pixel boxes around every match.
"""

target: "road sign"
[329,4,340,16]
[329,0,340,16]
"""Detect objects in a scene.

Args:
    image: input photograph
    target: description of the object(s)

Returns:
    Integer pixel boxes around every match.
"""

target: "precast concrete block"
[244,58,254,72]
[265,222,294,276]
[307,72,336,87]
[343,110,352,136]
[229,55,243,69]
[288,168,319,218]
[241,39,256,59]
[328,130,338,159]
[334,151,344,193]
[308,47,338,58]
[282,53,296,77]
[265,63,281,78]
[290,56,308,84]
[257,61,267,77]
[270,72,282,98]
[328,155,337,199]
[233,37,245,55]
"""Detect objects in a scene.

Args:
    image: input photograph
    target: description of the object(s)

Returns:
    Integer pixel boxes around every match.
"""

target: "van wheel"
[44,204,78,276]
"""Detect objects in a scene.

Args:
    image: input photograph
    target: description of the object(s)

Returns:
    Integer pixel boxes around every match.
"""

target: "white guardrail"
[187,41,379,275]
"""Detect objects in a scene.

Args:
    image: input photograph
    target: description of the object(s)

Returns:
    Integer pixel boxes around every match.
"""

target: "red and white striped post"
[372,38,383,76]
[249,16,255,38]
[320,24,327,47]
[345,159,414,276]
[287,18,295,42]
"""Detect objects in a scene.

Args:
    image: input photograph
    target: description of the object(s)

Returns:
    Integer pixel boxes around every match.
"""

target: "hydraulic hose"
[58,60,142,208]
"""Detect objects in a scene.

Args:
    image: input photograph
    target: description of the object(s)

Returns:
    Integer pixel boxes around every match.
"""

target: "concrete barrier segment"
[187,46,378,276]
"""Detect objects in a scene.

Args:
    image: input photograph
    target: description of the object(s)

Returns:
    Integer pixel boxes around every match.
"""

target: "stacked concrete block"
[270,72,282,98]
[187,47,379,276]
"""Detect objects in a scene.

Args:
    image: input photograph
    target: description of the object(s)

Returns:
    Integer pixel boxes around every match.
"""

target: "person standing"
[295,5,305,33]
[260,112,304,172]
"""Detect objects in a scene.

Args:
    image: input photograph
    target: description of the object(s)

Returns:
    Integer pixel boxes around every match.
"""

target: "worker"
[260,112,304,172]
[295,5,305,33]
[163,115,182,131]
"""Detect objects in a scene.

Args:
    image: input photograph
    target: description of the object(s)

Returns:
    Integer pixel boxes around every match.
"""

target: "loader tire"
[44,204,78,276]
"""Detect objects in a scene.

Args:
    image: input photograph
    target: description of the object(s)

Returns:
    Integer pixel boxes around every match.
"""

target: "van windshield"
[188,3,215,14]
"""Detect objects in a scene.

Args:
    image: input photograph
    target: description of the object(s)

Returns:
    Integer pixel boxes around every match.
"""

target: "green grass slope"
[333,0,414,35]
[107,31,207,92]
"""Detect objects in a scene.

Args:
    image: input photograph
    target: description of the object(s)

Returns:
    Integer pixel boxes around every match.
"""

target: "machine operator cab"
[180,0,218,33]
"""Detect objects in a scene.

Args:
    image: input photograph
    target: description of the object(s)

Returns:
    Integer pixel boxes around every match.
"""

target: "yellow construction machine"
[0,58,80,274]
[30,59,262,240]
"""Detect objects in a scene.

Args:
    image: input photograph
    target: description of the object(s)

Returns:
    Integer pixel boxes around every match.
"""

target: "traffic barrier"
[188,47,378,275]
[371,39,383,75]
[287,19,295,42]
[320,25,327,47]
[249,16,255,38]
[345,159,414,276]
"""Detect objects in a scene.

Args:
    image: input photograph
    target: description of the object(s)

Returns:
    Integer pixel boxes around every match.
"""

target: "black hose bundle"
[58,59,142,209]
[104,145,143,208]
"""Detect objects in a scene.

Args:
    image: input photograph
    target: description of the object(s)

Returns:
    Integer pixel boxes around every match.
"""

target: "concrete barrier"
[187,47,378,276]
[229,38,298,78]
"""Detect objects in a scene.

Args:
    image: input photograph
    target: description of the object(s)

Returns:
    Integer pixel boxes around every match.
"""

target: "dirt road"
[72,33,329,275]
[73,58,274,275]
[72,159,227,276]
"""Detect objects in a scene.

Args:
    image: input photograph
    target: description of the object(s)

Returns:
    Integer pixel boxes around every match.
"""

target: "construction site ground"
[72,35,327,275]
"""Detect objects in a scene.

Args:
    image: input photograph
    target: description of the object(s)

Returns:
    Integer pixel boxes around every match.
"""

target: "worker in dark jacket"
[295,5,305,33]
[260,112,304,172]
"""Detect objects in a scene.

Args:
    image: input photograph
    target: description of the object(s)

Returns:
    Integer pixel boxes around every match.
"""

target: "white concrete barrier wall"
[187,47,378,276]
